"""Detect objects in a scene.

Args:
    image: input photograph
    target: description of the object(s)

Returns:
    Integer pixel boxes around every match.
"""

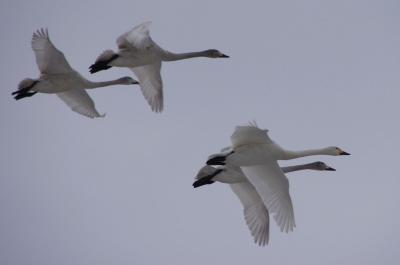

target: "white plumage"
[13,29,138,118]
[195,160,335,246]
[203,123,349,243]
[90,22,229,113]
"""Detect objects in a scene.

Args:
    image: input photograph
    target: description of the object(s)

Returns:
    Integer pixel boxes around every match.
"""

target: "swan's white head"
[18,78,38,90]
[204,49,229,58]
[118,76,139,85]
[309,161,336,171]
[325,146,350,156]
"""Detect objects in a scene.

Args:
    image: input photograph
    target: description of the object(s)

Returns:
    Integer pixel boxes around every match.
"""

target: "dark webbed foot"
[13,91,37,100]
[12,80,39,100]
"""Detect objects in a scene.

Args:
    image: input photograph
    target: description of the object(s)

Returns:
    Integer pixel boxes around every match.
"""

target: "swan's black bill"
[339,151,350,155]
[325,167,336,171]
[219,54,229,58]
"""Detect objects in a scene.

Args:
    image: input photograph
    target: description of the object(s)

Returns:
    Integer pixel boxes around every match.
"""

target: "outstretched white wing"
[227,124,294,231]
[31,28,73,74]
[241,160,295,233]
[231,124,273,149]
[130,61,163,112]
[57,88,104,118]
[117,21,155,50]
[230,182,270,246]
[194,165,269,246]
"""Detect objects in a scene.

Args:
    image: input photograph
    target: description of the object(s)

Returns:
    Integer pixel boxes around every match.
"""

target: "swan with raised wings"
[13,29,139,118]
[206,123,350,233]
[194,161,335,246]
[89,22,229,112]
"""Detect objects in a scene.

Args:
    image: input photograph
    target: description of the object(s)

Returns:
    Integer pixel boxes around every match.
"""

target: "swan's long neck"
[84,78,126,89]
[281,163,316,173]
[282,148,330,160]
[161,50,209,61]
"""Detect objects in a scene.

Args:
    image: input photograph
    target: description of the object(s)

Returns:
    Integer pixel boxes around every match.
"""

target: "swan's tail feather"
[206,155,226,165]
[192,177,215,188]
[89,61,113,74]
[192,169,223,188]
[206,151,234,166]
[89,51,119,74]
[12,80,39,100]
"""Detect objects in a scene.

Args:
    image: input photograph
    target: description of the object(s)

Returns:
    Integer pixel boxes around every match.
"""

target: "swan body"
[208,124,350,166]
[194,161,335,186]
[194,161,335,246]
[13,29,139,118]
[206,123,349,234]
[89,22,229,112]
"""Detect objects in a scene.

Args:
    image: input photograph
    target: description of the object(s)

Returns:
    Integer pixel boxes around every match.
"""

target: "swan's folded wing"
[230,182,270,246]
[117,21,154,50]
[31,29,73,74]
[130,61,163,112]
[57,88,104,118]
[231,125,273,148]
[241,161,295,233]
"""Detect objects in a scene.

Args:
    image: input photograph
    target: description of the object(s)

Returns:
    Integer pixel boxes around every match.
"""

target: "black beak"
[219,54,229,58]
[340,151,350,155]
[132,80,140,85]
[325,167,336,171]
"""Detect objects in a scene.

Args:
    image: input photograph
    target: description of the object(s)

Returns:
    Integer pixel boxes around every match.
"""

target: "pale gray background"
[0,0,399,264]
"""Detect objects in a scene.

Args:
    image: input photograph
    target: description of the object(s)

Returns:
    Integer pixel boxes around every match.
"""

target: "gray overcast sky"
[1,0,399,264]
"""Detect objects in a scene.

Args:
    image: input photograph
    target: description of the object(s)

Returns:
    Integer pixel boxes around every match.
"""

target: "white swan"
[194,161,335,246]
[194,161,335,186]
[13,29,139,118]
[206,123,350,233]
[89,22,229,112]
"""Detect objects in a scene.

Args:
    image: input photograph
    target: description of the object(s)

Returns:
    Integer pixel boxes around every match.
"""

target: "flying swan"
[12,29,139,118]
[206,123,350,234]
[194,160,335,246]
[89,22,229,112]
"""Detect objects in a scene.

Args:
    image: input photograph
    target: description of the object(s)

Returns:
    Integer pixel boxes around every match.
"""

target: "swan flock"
[13,23,350,247]
[196,123,349,245]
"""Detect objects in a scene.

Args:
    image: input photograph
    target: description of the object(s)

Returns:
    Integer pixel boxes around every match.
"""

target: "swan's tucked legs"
[89,54,119,74]
[207,151,234,165]
[12,81,39,100]
[13,91,38,100]
[193,168,223,188]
